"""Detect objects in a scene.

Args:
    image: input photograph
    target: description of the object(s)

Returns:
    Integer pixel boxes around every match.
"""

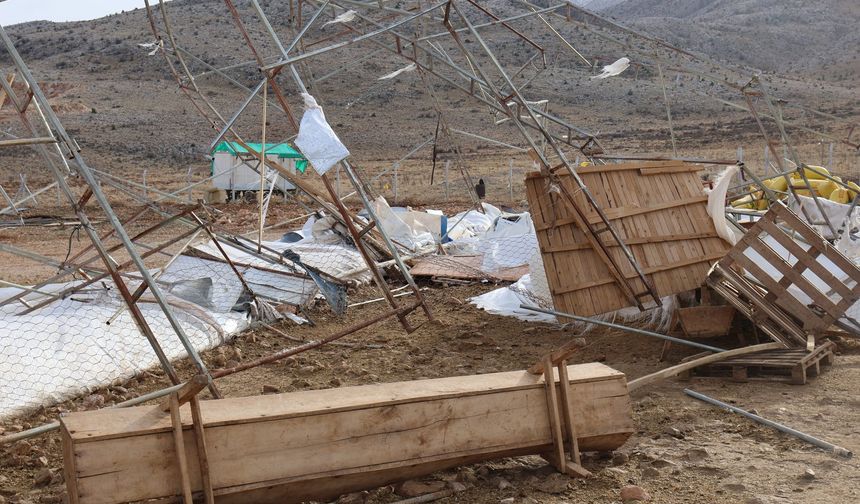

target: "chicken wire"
[0,236,322,420]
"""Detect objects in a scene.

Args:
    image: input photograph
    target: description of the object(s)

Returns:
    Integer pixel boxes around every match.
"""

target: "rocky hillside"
[0,0,856,182]
[599,0,859,81]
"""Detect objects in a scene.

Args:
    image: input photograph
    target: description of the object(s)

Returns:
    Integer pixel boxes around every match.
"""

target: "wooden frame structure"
[707,202,860,347]
[525,161,731,317]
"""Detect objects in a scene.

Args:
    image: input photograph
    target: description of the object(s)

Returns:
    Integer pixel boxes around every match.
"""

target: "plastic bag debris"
[295,93,350,175]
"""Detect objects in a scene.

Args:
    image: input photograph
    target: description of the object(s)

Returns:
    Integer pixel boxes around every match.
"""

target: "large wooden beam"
[62,363,633,504]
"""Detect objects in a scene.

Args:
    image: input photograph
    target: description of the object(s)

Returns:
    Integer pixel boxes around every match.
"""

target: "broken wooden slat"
[627,342,783,392]
[61,363,633,504]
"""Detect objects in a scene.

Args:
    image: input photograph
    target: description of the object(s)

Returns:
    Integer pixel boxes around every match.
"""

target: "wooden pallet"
[683,341,836,385]
[707,202,860,347]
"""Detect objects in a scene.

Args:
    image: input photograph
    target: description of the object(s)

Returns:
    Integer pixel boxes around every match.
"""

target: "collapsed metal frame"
[144,0,856,312]
[0,25,222,397]
[1,0,856,445]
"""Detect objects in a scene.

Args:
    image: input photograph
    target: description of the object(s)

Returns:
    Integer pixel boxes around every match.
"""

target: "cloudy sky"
[0,0,171,26]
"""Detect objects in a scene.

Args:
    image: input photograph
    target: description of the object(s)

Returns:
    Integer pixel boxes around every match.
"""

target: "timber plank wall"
[525,161,731,316]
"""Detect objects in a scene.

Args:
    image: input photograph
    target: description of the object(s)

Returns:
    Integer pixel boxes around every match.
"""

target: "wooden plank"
[627,343,783,391]
[729,251,821,330]
[190,397,215,504]
[169,394,194,504]
[551,251,726,295]
[61,426,81,504]
[757,218,854,300]
[744,238,839,317]
[63,364,633,504]
[160,374,209,412]
[638,165,704,175]
[533,195,709,231]
[713,265,807,345]
[772,204,858,276]
[543,357,567,473]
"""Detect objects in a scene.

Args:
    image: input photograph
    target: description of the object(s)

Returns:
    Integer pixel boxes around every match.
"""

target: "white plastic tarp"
[295,93,350,175]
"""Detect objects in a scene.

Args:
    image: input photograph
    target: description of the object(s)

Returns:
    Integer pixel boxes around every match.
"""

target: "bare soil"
[1,277,858,504]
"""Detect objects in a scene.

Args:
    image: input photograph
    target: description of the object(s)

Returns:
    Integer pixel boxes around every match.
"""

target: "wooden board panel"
[62,363,633,504]
[409,254,528,282]
[525,161,731,316]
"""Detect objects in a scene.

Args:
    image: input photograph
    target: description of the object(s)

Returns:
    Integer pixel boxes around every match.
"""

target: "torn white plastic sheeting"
[322,9,356,27]
[445,203,502,240]
[591,57,630,79]
[378,63,417,80]
[470,274,556,323]
[295,93,350,175]
[707,164,743,246]
[790,194,858,240]
[372,196,436,252]
[137,40,162,56]
[192,237,371,284]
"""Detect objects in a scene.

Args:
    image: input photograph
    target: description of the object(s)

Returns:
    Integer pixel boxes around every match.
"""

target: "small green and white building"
[211,141,307,195]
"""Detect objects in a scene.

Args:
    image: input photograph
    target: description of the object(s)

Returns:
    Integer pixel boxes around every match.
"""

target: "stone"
[650,459,676,469]
[336,491,368,504]
[605,467,628,477]
[329,377,342,387]
[35,456,49,468]
[620,485,651,501]
[395,480,446,498]
[261,384,280,394]
[664,427,684,439]
[642,467,660,479]
[9,440,32,456]
[495,478,512,490]
[457,468,478,483]
[455,341,480,351]
[297,365,316,375]
[721,482,747,493]
[33,469,52,488]
[612,452,629,465]
[225,359,239,369]
[534,473,570,494]
[448,481,468,493]
[500,499,515,504]
[802,468,816,480]
[683,448,710,463]
[82,394,105,410]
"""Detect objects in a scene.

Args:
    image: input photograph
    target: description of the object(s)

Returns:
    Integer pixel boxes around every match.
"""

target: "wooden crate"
[707,203,860,347]
[62,363,633,504]
[525,161,731,316]
[684,340,836,384]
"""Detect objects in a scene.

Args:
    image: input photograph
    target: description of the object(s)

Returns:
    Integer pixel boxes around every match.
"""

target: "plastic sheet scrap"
[295,93,350,175]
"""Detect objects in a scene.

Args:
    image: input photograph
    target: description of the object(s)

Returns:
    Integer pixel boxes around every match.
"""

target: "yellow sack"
[789,177,837,198]
[803,165,831,180]
[830,188,850,204]
[764,177,788,192]
[730,195,755,209]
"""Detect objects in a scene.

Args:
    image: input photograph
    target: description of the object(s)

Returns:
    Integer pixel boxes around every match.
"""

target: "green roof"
[213,141,307,172]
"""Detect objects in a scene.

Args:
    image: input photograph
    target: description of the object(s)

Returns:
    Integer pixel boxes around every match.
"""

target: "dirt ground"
[1,274,858,503]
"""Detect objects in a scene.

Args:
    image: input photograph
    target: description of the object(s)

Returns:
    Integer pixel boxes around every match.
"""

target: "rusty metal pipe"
[211,302,421,378]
